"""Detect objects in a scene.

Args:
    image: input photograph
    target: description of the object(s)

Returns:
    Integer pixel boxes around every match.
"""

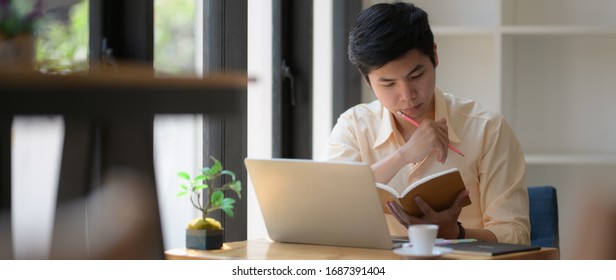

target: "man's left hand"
[386,189,469,239]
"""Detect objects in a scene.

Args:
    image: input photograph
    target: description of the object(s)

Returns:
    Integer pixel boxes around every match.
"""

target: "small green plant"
[177,156,242,230]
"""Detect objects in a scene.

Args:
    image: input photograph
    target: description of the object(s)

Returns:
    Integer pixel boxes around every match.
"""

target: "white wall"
[312,0,333,159]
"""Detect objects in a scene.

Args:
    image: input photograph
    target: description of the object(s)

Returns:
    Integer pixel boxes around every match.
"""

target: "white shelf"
[432,27,496,36]
[410,0,499,27]
[433,26,616,36]
[500,26,616,35]
[525,154,616,165]
[419,0,616,164]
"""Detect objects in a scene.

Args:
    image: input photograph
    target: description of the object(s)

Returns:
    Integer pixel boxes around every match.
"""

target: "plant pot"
[186,229,224,250]
[0,34,35,71]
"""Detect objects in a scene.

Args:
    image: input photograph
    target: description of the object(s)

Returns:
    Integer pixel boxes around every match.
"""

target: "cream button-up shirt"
[321,87,530,244]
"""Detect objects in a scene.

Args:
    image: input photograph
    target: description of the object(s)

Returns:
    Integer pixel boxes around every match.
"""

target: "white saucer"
[393,246,453,260]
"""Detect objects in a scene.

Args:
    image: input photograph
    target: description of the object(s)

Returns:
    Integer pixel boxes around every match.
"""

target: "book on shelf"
[440,241,541,256]
[376,168,471,217]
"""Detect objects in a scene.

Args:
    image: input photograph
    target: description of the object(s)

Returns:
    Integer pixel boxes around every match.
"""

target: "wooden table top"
[165,239,560,260]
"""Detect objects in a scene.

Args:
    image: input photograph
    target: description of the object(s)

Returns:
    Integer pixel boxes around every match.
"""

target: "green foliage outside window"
[33,0,196,75]
[154,0,196,76]
[35,0,88,74]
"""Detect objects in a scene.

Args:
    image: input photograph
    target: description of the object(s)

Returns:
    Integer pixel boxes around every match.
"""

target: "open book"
[376,168,471,217]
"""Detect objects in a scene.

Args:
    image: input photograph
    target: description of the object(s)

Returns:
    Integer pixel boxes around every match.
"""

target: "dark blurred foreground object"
[51,169,163,259]
[0,66,247,259]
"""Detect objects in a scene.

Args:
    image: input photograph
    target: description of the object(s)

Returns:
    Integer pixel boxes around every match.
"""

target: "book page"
[376,183,400,214]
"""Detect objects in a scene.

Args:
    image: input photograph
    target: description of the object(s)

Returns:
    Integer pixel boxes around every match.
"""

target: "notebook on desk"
[245,158,396,250]
[440,241,541,256]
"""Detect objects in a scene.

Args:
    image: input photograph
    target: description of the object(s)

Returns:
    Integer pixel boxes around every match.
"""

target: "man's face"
[367,47,438,125]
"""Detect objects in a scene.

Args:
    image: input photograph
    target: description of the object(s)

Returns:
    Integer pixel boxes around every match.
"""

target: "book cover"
[376,168,471,217]
[440,241,541,256]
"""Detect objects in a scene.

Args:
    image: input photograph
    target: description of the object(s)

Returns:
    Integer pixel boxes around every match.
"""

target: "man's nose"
[399,81,416,101]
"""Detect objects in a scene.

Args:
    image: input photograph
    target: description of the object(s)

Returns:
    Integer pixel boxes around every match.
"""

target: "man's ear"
[433,43,439,67]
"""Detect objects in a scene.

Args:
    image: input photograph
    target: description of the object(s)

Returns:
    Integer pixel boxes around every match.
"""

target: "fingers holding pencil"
[396,110,465,158]
[395,112,449,164]
[425,117,449,163]
[433,119,449,164]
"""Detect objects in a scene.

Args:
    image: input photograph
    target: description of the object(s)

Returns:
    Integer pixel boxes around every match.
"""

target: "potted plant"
[177,156,242,250]
[0,0,43,70]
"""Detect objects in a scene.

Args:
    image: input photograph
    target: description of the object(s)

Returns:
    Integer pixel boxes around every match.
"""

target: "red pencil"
[396,110,465,157]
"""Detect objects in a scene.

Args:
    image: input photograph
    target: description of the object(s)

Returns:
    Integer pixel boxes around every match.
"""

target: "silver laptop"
[245,158,394,249]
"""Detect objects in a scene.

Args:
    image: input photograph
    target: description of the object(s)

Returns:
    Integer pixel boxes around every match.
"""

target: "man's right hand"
[399,117,449,164]
[371,118,449,184]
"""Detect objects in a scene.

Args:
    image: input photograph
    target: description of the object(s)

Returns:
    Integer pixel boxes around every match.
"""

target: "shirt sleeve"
[478,117,531,245]
[320,116,362,162]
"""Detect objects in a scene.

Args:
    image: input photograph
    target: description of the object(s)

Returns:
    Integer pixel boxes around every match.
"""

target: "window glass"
[36,0,89,74]
[153,0,203,250]
[11,0,88,259]
[154,0,198,76]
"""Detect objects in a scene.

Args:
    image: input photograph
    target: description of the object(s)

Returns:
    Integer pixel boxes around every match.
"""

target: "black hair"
[348,2,435,84]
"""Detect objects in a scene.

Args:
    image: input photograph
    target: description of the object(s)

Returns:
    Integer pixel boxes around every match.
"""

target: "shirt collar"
[372,86,461,150]
[434,86,461,143]
[373,107,396,149]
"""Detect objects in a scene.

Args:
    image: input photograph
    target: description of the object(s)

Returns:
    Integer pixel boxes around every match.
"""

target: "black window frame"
[201,0,247,242]
[273,0,313,159]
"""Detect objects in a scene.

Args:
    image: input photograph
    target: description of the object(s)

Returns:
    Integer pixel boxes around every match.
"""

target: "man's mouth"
[401,103,422,115]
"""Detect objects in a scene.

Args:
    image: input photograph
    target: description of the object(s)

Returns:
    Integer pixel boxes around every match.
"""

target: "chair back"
[528,186,559,248]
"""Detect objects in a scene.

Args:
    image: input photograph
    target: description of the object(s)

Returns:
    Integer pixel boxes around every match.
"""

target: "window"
[9,0,247,258]
[11,0,88,260]
[36,0,89,73]
[153,0,202,250]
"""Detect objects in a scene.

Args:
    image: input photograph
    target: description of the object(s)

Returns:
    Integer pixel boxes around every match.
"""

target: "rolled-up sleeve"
[478,117,531,244]
[320,116,362,162]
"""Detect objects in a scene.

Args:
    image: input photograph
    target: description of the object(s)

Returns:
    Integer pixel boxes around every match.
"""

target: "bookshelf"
[362,0,616,162]
[404,0,616,163]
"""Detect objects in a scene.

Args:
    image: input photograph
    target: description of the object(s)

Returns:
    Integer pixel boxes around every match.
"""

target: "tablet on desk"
[245,158,395,250]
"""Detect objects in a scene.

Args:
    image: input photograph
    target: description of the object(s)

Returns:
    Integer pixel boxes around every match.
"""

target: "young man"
[321,2,530,244]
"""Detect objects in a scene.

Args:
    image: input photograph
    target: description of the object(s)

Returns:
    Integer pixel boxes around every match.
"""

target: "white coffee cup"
[408,224,439,255]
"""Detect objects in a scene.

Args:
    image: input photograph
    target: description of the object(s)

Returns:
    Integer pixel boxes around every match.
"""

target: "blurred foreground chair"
[50,169,165,259]
[569,187,616,259]
[528,186,559,248]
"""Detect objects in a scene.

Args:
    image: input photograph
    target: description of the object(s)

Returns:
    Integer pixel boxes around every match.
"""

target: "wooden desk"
[165,239,560,260]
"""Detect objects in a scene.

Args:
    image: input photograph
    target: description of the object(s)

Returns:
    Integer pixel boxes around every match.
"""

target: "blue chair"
[528,186,559,248]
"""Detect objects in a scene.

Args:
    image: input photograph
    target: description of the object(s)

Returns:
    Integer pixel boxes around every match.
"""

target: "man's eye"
[381,83,394,87]
[410,72,423,80]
